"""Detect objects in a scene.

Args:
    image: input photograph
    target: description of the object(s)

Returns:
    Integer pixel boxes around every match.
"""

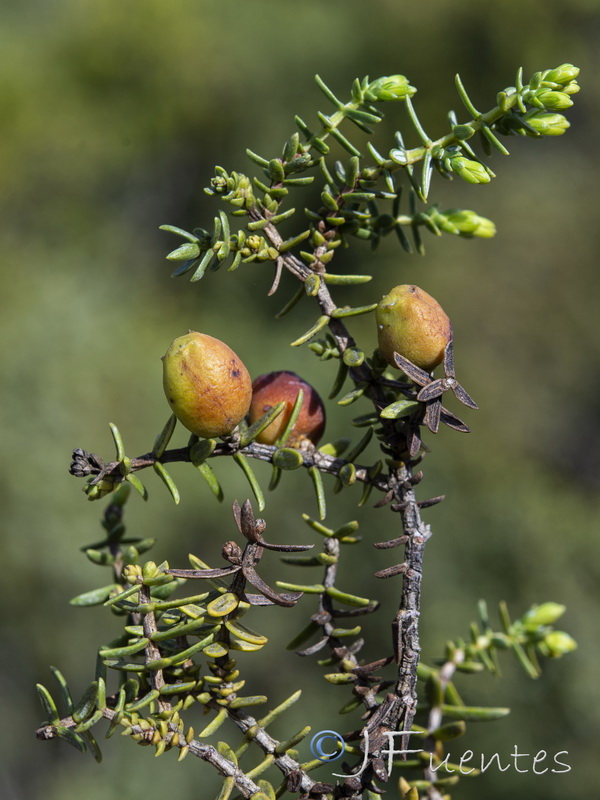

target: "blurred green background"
[2,1,599,798]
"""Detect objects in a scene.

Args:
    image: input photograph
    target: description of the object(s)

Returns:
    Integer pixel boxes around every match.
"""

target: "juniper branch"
[71,441,392,493]
[35,705,265,799]
[139,584,170,712]
[248,207,431,778]
[35,689,320,797]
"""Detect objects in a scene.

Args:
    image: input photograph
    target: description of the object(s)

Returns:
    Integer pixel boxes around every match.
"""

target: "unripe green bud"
[561,80,580,95]
[163,332,252,438]
[524,111,570,136]
[471,217,496,238]
[449,156,491,185]
[376,285,452,371]
[210,176,229,194]
[522,602,566,628]
[437,209,496,239]
[543,631,577,657]
[535,89,573,110]
[544,63,580,85]
[366,75,417,102]
[142,561,159,581]
[245,235,263,252]
[124,564,143,583]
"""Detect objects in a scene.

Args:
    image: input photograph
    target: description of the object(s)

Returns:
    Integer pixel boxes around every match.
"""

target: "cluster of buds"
[198,657,247,707]
[239,233,279,262]
[504,63,580,138]
[519,602,577,658]
[123,560,172,586]
[525,62,580,108]
[205,166,256,210]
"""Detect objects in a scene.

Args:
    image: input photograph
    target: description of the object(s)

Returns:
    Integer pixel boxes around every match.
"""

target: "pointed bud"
[542,631,577,657]
[449,156,491,184]
[438,209,496,238]
[544,63,580,85]
[366,75,417,102]
[142,561,159,581]
[522,602,566,628]
[524,111,570,136]
[562,80,580,95]
[535,89,574,110]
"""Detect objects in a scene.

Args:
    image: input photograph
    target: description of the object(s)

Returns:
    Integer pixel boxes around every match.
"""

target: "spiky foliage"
[37,64,580,800]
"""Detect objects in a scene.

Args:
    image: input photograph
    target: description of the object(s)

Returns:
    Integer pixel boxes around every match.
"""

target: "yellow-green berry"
[162,332,252,438]
[376,285,452,371]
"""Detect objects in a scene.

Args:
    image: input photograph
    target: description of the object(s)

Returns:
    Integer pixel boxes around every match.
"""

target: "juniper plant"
[36,63,580,800]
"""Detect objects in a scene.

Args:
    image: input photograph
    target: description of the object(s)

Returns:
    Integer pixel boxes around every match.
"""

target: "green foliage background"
[2,1,598,798]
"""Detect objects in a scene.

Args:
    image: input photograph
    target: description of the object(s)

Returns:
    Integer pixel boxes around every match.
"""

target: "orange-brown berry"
[376,284,452,371]
[248,371,326,446]
[162,331,252,438]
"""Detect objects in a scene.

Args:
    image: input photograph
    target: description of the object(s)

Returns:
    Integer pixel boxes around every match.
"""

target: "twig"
[73,441,393,493]
[252,207,432,782]
[35,705,265,799]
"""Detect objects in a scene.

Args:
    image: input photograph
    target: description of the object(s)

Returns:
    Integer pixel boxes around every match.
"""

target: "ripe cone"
[248,371,325,446]
[163,332,252,438]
